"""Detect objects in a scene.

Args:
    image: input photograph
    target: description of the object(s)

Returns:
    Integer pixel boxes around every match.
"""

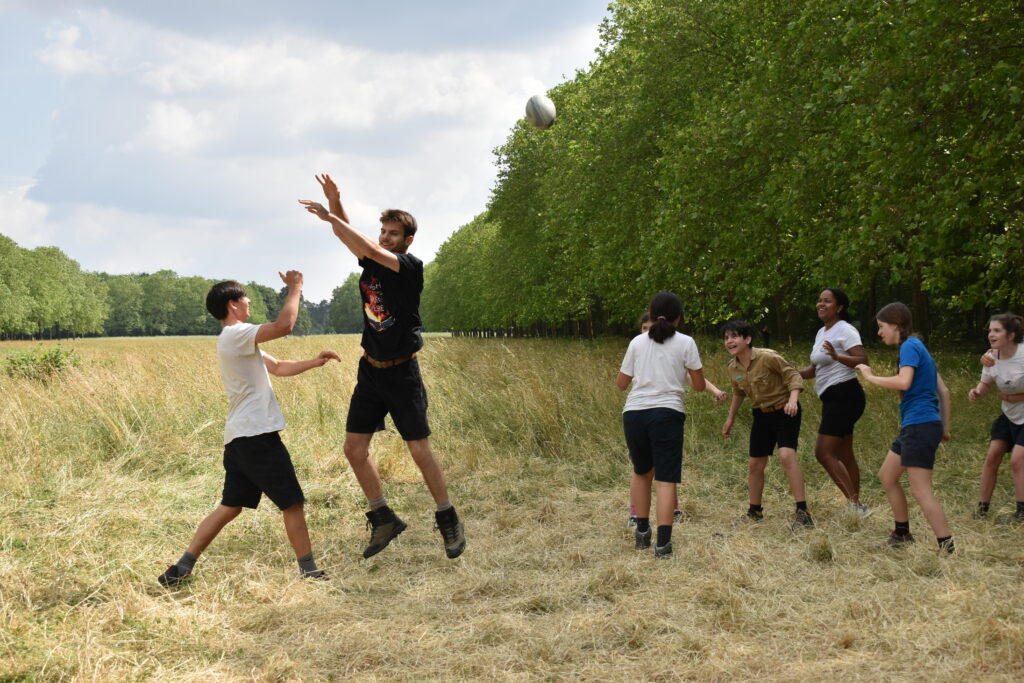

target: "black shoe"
[654,542,673,558]
[635,527,652,549]
[734,509,763,526]
[1012,510,1024,525]
[887,531,915,547]
[436,517,466,559]
[158,564,191,588]
[672,509,683,523]
[791,509,815,529]
[301,568,329,581]
[363,507,408,558]
[973,503,990,519]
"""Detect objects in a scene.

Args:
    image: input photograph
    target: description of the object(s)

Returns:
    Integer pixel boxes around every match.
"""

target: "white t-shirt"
[981,343,1024,425]
[809,320,862,396]
[619,331,703,413]
[217,322,285,444]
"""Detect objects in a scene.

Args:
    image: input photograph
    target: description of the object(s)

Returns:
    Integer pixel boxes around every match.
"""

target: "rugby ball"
[525,94,556,129]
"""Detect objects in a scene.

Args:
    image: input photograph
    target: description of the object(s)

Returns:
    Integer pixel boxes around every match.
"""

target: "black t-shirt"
[358,252,424,361]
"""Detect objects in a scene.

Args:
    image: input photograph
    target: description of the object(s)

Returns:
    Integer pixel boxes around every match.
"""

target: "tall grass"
[0,335,1021,681]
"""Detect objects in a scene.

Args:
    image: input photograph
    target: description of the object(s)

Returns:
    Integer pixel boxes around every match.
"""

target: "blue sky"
[0,0,609,300]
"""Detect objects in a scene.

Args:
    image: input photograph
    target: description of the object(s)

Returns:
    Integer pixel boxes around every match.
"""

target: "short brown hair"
[989,313,1024,343]
[875,302,913,342]
[380,209,418,238]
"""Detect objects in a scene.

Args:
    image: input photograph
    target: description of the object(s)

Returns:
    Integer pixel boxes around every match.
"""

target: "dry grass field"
[1,334,1022,681]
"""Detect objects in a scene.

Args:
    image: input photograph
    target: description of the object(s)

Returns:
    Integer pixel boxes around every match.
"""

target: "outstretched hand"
[298,199,330,221]
[314,350,341,366]
[316,174,340,202]
[278,270,303,288]
[822,340,838,360]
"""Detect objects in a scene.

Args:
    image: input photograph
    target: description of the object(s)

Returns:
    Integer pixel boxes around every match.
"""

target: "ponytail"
[647,291,683,344]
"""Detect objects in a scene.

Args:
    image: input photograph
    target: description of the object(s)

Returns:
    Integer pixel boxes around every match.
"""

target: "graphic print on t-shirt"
[361,275,395,332]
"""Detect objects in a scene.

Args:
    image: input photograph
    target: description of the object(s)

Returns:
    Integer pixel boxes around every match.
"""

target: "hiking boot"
[363,507,407,559]
[791,509,815,529]
[654,542,673,558]
[436,516,466,559]
[158,564,191,588]
[887,531,915,547]
[635,527,652,549]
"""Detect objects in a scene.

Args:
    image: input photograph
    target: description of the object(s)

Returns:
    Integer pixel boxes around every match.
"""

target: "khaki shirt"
[727,347,803,411]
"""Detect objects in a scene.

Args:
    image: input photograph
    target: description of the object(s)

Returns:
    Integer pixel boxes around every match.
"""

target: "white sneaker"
[850,501,873,519]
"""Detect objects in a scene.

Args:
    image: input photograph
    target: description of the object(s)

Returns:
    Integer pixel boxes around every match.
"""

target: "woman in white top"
[969,313,1024,520]
[617,292,706,558]
[798,289,870,516]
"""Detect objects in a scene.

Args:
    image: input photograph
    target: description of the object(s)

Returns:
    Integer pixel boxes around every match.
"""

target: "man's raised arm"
[298,197,400,272]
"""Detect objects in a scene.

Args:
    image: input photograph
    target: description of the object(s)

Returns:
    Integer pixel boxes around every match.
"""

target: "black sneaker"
[791,509,815,529]
[363,507,407,559]
[973,503,990,519]
[938,538,956,555]
[436,517,466,559]
[158,564,191,588]
[734,509,763,525]
[887,531,915,547]
[654,542,673,558]
[635,527,652,549]
[1012,509,1024,525]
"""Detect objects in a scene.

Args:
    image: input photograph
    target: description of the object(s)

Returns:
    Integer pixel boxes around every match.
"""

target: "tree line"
[422,0,1023,341]
[0,235,365,339]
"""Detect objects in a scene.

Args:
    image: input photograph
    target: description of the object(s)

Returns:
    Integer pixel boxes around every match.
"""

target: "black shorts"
[346,357,430,441]
[818,378,866,437]
[222,431,304,510]
[890,421,944,469]
[990,414,1024,450]
[749,404,801,458]
[623,408,686,483]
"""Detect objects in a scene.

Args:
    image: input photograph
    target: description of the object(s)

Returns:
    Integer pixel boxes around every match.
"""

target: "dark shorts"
[623,408,686,483]
[890,421,944,469]
[990,414,1024,450]
[346,357,430,441]
[750,404,801,458]
[818,378,866,437]
[222,431,304,510]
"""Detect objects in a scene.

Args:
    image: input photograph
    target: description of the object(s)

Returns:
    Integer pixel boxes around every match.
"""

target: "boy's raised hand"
[316,174,340,203]
[298,199,330,221]
[279,270,304,289]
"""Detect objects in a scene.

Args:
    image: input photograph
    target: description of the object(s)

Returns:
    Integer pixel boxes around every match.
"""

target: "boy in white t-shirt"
[159,270,340,587]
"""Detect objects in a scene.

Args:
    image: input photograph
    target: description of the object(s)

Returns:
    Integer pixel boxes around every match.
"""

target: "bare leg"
[778,447,807,503]
[406,438,450,505]
[186,505,243,558]
[343,432,383,501]
[655,481,676,527]
[834,435,862,501]
[906,467,951,539]
[631,470,655,520]
[879,451,909,522]
[282,502,312,558]
[979,440,1008,503]
[748,457,768,506]
[1010,445,1024,503]
[815,434,854,499]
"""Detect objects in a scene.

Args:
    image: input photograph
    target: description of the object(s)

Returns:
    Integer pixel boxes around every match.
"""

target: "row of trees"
[422,0,1023,341]
[0,235,366,339]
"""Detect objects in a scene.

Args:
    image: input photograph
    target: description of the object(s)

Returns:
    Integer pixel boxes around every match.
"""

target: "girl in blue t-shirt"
[856,302,954,552]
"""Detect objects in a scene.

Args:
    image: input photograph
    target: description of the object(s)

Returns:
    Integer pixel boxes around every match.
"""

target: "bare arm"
[687,368,706,394]
[704,379,727,402]
[299,199,401,272]
[723,391,744,437]
[937,373,952,440]
[264,350,341,377]
[255,270,303,345]
[616,372,632,391]
[968,378,994,402]
[798,364,816,380]
[998,392,1024,403]
[823,342,868,369]
[856,363,915,392]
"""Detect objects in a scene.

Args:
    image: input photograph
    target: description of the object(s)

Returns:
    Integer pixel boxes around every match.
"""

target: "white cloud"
[36,23,104,75]
[125,101,218,154]
[0,184,53,247]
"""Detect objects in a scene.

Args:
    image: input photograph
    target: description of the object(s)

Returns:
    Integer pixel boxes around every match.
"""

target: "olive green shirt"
[727,348,804,410]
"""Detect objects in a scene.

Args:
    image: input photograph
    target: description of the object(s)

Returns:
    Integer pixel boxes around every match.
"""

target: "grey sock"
[297,552,323,578]
[436,500,453,513]
[176,551,197,574]
[368,495,388,511]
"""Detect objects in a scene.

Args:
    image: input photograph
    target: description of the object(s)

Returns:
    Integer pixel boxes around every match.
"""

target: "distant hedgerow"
[4,345,82,381]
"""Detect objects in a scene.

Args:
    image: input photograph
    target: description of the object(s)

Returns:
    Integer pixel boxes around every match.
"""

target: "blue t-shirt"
[898,336,940,426]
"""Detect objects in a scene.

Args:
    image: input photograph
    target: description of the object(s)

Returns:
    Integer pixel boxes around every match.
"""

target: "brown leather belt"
[363,352,415,369]
[758,401,788,413]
